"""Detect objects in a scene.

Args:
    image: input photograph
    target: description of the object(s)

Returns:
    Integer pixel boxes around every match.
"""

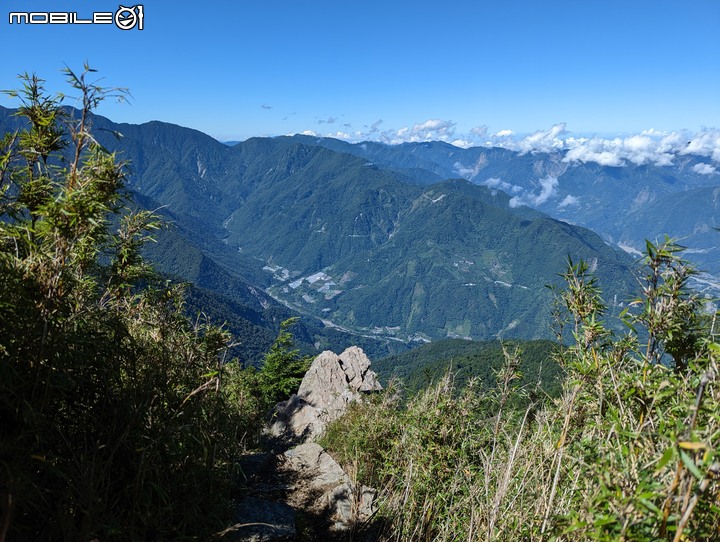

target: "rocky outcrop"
[266,346,382,446]
[231,347,382,540]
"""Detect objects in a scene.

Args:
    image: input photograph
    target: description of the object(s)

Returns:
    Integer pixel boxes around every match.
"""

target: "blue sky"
[1,0,718,145]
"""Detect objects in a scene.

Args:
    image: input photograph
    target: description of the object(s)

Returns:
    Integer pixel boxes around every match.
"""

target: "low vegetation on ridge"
[323,243,720,541]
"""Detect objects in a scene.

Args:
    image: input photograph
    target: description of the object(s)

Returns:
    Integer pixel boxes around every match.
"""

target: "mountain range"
[287,134,720,283]
[3,106,716,362]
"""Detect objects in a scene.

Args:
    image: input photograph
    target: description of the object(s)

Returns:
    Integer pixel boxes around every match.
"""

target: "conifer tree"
[259,317,311,406]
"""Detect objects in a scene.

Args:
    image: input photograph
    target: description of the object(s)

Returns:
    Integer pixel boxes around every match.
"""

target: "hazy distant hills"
[5,105,716,353]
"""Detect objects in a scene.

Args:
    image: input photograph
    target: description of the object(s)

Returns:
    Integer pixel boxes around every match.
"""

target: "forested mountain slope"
[1,106,639,344]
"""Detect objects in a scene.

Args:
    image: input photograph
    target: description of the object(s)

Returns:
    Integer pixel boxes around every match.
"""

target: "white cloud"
[481,177,523,194]
[299,130,318,136]
[682,129,720,162]
[563,139,625,166]
[558,194,580,208]
[641,128,667,136]
[624,135,674,165]
[515,123,568,154]
[562,132,685,167]
[656,132,684,153]
[508,196,523,208]
[326,131,351,140]
[454,156,486,179]
[410,119,456,141]
[470,125,488,138]
[413,119,446,131]
[623,134,653,154]
[564,136,589,148]
[374,119,459,145]
[451,139,473,149]
[533,176,559,204]
[303,120,720,170]
[484,124,571,155]
[509,176,559,208]
[693,163,717,175]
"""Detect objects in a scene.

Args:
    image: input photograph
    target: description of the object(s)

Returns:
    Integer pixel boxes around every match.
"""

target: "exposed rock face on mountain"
[266,346,382,446]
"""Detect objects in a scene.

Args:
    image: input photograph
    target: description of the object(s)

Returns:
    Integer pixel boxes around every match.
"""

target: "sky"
[0,0,719,149]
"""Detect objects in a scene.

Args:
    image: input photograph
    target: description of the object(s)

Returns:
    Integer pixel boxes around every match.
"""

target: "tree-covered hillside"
[301,179,634,340]
[0,104,640,344]
[375,338,562,397]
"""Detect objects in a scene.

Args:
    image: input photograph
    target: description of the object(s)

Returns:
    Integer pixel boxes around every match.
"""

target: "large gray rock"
[266,346,381,445]
[283,443,349,488]
[282,443,377,530]
[258,347,380,535]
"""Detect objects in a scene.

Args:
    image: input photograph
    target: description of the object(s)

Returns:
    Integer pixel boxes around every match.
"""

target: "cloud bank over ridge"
[298,120,720,169]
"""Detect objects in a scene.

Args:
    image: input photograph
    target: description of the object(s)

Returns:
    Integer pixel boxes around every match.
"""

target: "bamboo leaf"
[678,441,706,451]
[680,450,704,481]
[656,447,675,472]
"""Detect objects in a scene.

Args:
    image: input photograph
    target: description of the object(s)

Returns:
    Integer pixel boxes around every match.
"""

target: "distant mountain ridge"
[283,133,720,283]
[0,106,674,346]
[89,112,636,341]
[0,106,410,361]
